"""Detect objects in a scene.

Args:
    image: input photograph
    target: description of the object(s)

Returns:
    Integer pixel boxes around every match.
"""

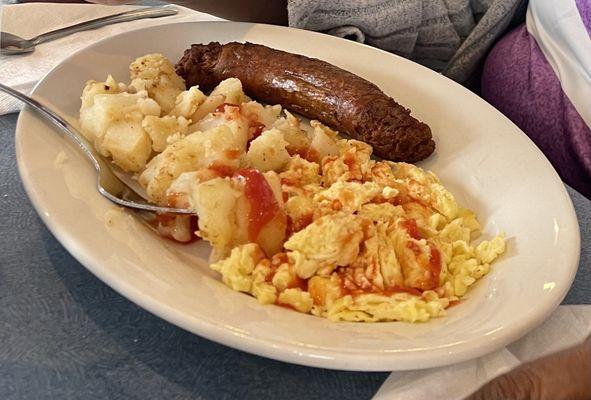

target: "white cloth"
[1,4,590,399]
[0,3,223,115]
[374,305,591,400]
[526,0,591,130]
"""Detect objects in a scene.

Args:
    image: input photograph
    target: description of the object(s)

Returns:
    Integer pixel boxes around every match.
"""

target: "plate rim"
[15,21,581,371]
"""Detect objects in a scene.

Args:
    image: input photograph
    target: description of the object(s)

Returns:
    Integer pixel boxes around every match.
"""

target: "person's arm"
[467,335,591,400]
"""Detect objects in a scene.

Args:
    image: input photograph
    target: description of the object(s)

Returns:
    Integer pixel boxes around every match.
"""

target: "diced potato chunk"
[210,78,247,105]
[166,169,220,209]
[80,75,120,110]
[129,53,185,114]
[310,120,339,161]
[190,105,249,148]
[168,87,206,120]
[240,101,282,129]
[192,177,241,260]
[81,92,147,152]
[137,97,161,117]
[255,171,287,256]
[246,128,291,172]
[229,170,286,257]
[101,111,152,172]
[190,94,225,124]
[139,125,243,204]
[274,112,311,156]
[142,115,190,152]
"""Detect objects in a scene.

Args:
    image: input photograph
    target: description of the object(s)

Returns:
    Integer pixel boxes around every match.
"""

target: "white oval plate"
[16,22,580,371]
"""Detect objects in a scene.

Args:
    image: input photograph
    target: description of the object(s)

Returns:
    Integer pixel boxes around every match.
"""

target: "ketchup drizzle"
[234,168,280,242]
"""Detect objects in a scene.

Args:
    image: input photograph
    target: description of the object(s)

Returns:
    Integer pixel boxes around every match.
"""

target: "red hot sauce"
[234,168,281,242]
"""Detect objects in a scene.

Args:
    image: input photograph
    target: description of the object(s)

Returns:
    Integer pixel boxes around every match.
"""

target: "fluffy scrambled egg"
[79,54,506,323]
[210,157,505,322]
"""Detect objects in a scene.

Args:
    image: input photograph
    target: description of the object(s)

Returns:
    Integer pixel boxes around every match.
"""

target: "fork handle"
[31,6,178,46]
[0,82,101,171]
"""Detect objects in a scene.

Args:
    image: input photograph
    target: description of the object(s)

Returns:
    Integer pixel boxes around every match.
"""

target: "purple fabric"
[576,0,591,36]
[481,21,591,198]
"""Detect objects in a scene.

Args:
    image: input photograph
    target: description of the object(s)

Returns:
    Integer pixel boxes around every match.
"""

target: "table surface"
[1,111,590,400]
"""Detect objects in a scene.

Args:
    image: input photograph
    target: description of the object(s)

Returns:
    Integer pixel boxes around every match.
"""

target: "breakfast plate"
[15,22,580,371]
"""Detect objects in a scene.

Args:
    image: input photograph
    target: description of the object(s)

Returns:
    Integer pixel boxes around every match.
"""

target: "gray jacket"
[288,0,527,83]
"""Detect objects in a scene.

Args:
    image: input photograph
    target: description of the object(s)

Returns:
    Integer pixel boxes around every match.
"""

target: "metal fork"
[1,83,193,215]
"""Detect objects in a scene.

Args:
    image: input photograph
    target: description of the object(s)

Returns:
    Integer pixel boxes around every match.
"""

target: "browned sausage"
[175,42,435,162]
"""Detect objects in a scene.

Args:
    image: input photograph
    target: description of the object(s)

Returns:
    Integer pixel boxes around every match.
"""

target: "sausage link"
[175,42,435,162]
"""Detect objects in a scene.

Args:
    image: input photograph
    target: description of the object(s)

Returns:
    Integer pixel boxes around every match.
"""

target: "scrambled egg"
[80,54,506,323]
[210,151,505,322]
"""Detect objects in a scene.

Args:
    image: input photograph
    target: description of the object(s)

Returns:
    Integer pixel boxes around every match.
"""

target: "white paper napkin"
[373,305,591,400]
[0,2,224,114]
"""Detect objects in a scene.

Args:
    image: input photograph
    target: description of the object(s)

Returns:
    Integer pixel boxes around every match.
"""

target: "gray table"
[1,112,590,400]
